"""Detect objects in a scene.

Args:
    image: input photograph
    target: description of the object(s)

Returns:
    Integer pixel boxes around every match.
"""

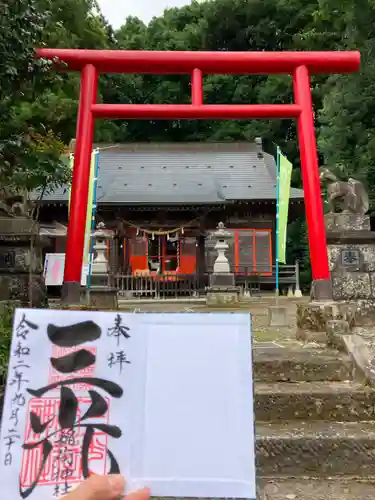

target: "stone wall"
[328,243,375,300]
[297,299,375,332]
[0,217,46,306]
[329,243,375,272]
[298,213,375,340]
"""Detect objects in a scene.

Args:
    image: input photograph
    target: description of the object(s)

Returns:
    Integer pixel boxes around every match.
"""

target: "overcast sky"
[97,0,191,27]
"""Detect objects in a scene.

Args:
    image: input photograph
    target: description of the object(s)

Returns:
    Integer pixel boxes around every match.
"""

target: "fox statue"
[319,167,369,215]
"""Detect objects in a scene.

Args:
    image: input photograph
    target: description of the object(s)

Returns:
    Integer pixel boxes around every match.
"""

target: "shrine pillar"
[62,64,98,304]
[293,65,332,300]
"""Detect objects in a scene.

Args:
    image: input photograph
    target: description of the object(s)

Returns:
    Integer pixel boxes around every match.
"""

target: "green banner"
[277,149,293,264]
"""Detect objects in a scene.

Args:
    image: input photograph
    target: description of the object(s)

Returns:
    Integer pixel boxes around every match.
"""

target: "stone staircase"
[2,330,375,498]
[254,345,375,498]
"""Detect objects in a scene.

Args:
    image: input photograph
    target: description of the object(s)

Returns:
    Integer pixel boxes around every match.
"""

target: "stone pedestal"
[86,287,118,309]
[62,282,81,305]
[209,272,235,287]
[325,212,370,232]
[206,287,240,307]
[0,217,46,306]
[326,213,375,301]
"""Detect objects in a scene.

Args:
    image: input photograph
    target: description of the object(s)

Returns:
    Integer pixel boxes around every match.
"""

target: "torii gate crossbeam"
[35,48,360,304]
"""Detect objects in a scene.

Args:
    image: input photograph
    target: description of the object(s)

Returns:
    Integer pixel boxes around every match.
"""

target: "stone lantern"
[206,222,239,306]
[87,222,118,309]
[90,222,109,278]
[212,222,233,277]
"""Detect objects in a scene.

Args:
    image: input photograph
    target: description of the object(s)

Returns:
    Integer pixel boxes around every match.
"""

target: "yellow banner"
[68,150,98,265]
[277,150,293,264]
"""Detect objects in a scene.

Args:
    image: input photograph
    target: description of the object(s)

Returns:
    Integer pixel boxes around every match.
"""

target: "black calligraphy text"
[107,315,131,374]
[3,313,36,467]
[20,320,123,499]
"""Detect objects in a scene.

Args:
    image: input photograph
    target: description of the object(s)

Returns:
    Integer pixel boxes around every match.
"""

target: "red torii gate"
[35,49,360,303]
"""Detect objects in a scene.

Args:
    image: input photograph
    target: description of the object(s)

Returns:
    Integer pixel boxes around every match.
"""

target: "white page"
[0,310,255,500]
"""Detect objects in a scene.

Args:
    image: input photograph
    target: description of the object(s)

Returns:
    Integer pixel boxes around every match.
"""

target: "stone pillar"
[294,260,303,297]
[0,217,47,307]
[206,222,240,307]
[87,222,118,309]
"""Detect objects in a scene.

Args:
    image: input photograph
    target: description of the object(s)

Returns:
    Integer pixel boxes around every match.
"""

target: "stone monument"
[321,168,373,303]
[86,222,118,309]
[0,191,46,307]
[206,222,240,306]
[297,168,375,342]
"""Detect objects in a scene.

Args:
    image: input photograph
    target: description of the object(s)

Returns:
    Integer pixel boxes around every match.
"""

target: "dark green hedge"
[0,302,15,391]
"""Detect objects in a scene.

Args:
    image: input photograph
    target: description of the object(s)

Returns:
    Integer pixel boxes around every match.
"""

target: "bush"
[0,302,16,390]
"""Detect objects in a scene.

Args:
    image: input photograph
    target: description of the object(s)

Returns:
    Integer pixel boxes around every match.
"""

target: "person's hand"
[62,474,150,500]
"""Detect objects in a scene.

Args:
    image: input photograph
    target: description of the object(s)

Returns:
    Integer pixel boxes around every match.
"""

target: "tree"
[3,0,369,282]
[0,0,120,199]
[317,0,375,211]
[105,0,343,164]
[35,0,115,143]
[0,0,70,198]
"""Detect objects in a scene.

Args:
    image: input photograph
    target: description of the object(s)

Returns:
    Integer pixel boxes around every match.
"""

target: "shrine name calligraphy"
[20,319,124,499]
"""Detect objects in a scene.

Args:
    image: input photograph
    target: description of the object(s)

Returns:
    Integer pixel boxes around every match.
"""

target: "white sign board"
[0,310,255,500]
[43,253,88,286]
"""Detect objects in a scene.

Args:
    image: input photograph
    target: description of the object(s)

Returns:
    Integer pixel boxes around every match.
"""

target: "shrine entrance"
[35,48,360,303]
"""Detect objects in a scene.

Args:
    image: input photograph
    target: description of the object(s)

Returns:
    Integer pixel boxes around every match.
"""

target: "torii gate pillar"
[35,49,360,304]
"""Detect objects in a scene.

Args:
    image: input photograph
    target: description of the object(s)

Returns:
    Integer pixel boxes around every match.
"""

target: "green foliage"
[0,0,69,195]
[0,0,374,277]
[316,0,375,213]
[0,0,113,197]
[0,303,15,390]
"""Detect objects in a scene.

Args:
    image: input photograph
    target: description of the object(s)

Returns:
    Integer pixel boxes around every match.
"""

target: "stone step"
[257,477,375,499]
[253,347,352,382]
[255,381,375,421]
[256,421,375,476]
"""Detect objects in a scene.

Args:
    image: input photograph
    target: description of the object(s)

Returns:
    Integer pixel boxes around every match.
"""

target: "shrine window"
[205,228,272,276]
